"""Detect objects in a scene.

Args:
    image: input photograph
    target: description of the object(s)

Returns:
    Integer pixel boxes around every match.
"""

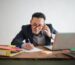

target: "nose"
[34,25,39,29]
[35,27,39,31]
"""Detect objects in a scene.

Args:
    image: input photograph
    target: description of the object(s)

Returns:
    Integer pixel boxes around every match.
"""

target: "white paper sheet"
[22,47,43,52]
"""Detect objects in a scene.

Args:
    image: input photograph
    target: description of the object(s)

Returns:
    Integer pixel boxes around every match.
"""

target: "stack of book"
[0,45,22,56]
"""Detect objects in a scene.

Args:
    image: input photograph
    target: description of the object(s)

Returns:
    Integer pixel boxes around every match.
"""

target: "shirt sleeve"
[11,26,26,48]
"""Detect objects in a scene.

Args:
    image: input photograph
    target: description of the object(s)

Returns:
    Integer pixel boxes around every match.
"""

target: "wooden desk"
[0,46,75,65]
[0,46,73,60]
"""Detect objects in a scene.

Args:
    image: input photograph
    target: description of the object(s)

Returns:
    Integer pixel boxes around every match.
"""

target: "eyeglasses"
[31,24,44,28]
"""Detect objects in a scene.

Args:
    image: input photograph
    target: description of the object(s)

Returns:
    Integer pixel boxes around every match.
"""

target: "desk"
[0,46,75,65]
[0,46,74,60]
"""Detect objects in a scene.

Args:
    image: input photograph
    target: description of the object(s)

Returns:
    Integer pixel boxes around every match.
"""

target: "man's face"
[31,17,45,35]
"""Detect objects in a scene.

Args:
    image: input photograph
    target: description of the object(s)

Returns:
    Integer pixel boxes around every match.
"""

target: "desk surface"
[0,46,74,60]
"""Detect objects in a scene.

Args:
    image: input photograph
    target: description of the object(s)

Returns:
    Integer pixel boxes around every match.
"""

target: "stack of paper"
[0,45,22,56]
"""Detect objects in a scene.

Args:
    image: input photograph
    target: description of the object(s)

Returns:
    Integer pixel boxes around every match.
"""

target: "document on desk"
[22,47,43,52]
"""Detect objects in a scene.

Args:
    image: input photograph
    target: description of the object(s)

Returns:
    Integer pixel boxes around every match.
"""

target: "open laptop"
[44,33,75,50]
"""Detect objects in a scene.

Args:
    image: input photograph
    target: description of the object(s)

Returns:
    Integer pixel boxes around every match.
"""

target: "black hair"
[32,12,46,20]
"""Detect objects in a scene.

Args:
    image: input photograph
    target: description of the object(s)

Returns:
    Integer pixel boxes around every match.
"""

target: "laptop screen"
[52,33,75,50]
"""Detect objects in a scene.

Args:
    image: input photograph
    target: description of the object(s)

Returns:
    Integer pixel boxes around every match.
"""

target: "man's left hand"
[42,25,52,37]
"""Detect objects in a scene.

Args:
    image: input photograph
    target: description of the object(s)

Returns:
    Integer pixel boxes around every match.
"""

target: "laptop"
[44,33,75,50]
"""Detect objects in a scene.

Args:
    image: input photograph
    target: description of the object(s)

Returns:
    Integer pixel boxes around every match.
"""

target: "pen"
[28,38,30,43]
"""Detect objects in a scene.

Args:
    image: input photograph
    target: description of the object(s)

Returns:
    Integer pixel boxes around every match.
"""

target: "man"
[11,12,57,50]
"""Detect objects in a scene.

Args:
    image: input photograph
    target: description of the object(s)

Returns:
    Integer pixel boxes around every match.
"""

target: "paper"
[22,47,43,52]
[10,51,23,56]
[44,45,53,50]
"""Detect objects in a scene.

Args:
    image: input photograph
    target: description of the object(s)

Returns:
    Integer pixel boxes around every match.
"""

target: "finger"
[43,30,48,33]
[43,25,49,31]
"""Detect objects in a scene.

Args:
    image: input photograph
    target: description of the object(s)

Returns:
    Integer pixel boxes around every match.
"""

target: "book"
[0,45,22,56]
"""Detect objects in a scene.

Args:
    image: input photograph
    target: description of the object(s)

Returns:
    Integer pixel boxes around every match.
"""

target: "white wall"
[0,0,75,45]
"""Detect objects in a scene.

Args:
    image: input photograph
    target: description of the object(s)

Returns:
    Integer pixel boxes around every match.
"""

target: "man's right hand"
[22,43,35,50]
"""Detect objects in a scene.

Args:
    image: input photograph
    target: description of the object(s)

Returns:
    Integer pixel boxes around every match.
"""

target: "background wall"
[0,0,75,45]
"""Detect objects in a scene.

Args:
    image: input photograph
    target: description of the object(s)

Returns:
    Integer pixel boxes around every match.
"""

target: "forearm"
[11,39,23,48]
